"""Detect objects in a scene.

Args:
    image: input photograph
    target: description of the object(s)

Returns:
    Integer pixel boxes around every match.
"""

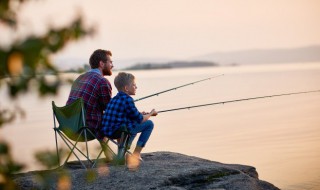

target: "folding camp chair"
[52,98,103,169]
[52,98,132,169]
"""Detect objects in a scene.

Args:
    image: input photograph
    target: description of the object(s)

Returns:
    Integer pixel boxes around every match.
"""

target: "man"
[66,49,113,159]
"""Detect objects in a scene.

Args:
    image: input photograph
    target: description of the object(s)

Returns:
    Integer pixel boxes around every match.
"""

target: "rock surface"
[13,151,279,190]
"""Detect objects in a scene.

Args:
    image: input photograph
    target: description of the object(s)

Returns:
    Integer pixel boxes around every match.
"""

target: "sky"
[2,0,320,69]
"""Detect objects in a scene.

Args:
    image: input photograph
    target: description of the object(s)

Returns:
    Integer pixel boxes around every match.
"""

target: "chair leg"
[92,139,118,168]
[54,129,60,166]
[92,149,104,168]
[108,138,133,155]
[114,132,129,164]
[58,131,87,169]
[84,130,90,167]
[53,113,61,167]
[61,133,93,162]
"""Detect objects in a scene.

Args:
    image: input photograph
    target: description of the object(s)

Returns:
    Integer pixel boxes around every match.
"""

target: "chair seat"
[57,126,97,142]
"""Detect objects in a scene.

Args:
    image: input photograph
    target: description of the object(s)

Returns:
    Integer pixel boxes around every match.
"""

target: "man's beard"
[102,67,112,76]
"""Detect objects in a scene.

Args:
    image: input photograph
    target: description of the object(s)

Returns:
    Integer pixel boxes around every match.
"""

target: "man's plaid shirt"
[67,69,112,135]
[101,91,143,137]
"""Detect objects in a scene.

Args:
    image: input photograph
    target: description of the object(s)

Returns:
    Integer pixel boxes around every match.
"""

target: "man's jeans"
[128,120,154,148]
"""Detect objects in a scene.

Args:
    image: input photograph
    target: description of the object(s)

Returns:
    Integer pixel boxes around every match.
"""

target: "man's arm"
[99,78,112,108]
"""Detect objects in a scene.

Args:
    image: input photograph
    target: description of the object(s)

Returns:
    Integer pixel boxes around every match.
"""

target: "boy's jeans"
[128,120,154,148]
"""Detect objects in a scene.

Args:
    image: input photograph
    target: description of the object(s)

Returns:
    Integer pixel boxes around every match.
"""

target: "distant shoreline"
[124,60,220,70]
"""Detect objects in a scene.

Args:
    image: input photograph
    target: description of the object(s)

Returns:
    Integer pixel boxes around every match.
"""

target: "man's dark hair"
[89,49,112,68]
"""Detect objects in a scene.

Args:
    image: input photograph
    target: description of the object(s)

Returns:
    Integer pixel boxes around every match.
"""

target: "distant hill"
[193,45,320,65]
[53,45,320,71]
[125,61,218,70]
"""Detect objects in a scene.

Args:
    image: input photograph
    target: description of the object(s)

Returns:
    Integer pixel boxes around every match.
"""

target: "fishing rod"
[158,89,320,113]
[134,74,224,102]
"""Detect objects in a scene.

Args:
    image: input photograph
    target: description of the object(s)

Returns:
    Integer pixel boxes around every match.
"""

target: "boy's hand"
[150,109,158,116]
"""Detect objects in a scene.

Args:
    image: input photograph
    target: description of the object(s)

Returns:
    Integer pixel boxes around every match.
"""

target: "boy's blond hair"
[114,72,135,91]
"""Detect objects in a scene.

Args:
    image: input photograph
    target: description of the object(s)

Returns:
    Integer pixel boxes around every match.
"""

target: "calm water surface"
[1,62,320,190]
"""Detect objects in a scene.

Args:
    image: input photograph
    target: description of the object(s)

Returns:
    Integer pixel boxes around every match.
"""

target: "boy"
[101,72,157,170]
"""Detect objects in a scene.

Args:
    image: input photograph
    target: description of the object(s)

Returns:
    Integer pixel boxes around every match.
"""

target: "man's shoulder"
[84,71,103,78]
[81,71,110,83]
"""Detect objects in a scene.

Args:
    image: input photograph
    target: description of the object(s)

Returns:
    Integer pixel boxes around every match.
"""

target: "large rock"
[13,151,279,190]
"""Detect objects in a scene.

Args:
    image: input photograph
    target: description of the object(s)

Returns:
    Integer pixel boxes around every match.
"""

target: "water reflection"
[1,62,320,189]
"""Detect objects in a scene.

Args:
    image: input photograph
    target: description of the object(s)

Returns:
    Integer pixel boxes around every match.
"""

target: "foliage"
[33,149,71,189]
[0,0,95,189]
[35,149,68,170]
[0,142,24,190]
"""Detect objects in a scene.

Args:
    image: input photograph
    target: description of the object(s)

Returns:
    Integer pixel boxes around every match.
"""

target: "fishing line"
[134,74,224,102]
[158,90,320,113]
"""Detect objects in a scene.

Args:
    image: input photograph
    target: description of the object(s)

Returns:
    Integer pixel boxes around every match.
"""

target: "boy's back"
[101,91,143,137]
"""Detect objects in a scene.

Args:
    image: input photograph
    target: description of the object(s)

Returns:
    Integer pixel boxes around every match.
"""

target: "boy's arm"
[126,96,144,123]
[142,109,157,123]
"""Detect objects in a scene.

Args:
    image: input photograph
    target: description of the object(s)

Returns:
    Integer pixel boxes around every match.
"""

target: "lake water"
[1,62,320,190]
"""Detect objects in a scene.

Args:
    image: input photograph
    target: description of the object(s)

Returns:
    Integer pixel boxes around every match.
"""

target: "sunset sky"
[2,0,320,68]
